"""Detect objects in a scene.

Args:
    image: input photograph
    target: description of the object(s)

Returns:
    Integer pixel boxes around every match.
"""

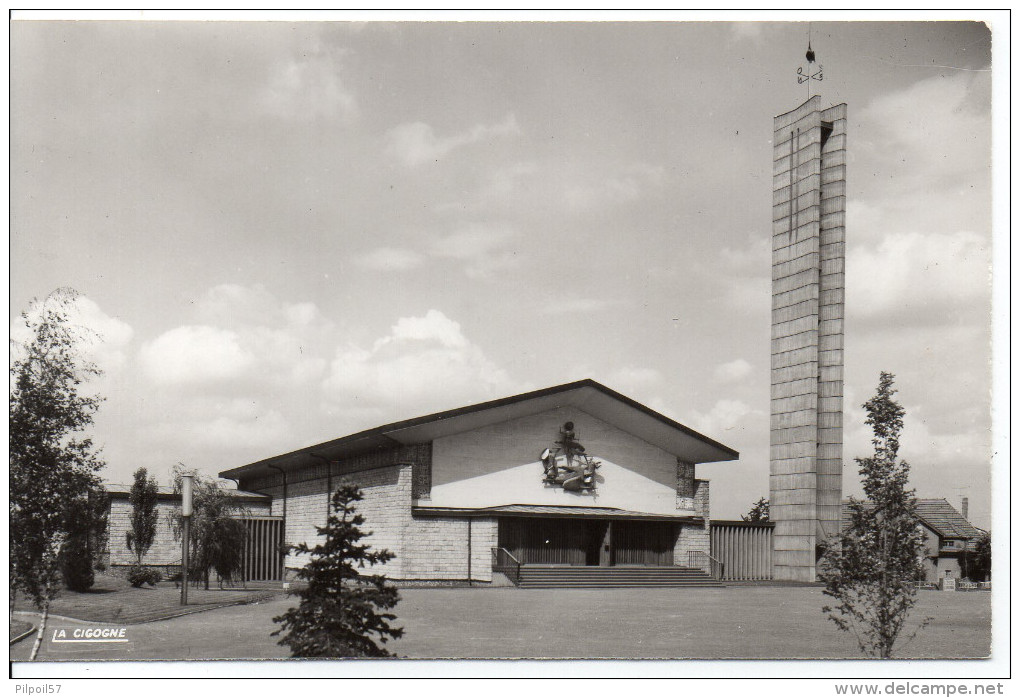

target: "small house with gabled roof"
[841,498,986,583]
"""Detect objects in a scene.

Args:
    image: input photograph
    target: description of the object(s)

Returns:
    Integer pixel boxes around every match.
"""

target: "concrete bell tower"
[770,91,847,582]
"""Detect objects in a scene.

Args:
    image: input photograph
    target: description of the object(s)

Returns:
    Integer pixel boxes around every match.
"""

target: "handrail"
[491,547,522,586]
[688,550,725,580]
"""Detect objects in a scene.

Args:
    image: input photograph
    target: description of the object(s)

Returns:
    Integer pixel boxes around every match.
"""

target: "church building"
[219,379,738,586]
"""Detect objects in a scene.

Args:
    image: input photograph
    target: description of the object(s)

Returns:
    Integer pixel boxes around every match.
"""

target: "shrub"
[127,566,162,588]
[59,533,95,592]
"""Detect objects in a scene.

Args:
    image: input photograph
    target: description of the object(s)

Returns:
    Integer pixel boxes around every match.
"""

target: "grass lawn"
[10,585,991,661]
[11,574,281,625]
[390,586,992,659]
[10,619,34,643]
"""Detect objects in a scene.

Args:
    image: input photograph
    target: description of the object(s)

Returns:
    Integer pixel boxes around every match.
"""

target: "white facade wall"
[430,407,695,516]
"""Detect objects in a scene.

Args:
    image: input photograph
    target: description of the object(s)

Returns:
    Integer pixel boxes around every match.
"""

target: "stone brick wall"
[694,478,710,521]
[108,500,180,566]
[402,516,497,582]
[676,459,695,499]
[269,464,413,576]
[674,479,711,565]
[252,458,503,582]
[106,498,272,567]
[259,478,328,562]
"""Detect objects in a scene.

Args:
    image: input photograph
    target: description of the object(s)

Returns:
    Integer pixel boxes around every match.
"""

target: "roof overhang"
[413,504,703,523]
[103,483,270,503]
[220,379,739,481]
[709,519,775,528]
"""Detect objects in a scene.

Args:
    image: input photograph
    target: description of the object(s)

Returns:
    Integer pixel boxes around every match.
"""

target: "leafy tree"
[168,465,249,589]
[10,289,106,660]
[126,467,160,566]
[58,485,109,591]
[819,372,928,658]
[58,528,94,592]
[742,497,770,522]
[273,481,403,657]
[965,531,991,582]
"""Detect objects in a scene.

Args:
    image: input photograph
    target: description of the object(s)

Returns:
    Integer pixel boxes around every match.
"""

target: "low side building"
[220,379,739,584]
[102,484,272,575]
[840,498,985,583]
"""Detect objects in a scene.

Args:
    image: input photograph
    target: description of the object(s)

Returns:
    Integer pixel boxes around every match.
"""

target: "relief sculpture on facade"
[540,421,602,494]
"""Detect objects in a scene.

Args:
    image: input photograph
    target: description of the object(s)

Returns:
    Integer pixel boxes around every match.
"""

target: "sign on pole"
[181,474,194,606]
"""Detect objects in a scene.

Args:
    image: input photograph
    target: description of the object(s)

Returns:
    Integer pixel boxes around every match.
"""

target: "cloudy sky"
[10,19,997,528]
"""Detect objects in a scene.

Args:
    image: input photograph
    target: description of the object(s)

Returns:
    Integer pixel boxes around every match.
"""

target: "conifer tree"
[742,497,770,522]
[819,372,928,658]
[58,485,108,591]
[272,481,403,657]
[127,467,160,567]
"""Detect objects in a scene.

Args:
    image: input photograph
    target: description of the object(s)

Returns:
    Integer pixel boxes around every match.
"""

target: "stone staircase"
[516,565,722,588]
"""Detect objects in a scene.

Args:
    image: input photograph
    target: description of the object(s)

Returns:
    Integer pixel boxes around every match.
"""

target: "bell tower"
[769,47,847,581]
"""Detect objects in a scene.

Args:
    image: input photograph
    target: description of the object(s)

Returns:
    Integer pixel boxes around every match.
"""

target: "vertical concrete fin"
[770,97,846,582]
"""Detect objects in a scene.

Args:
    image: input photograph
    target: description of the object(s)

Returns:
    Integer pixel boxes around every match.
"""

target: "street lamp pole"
[181,474,194,606]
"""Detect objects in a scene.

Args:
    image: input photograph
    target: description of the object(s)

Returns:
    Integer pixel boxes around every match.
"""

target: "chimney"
[961,497,969,521]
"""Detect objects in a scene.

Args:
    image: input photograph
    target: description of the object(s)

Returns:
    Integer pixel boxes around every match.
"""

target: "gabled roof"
[220,379,739,481]
[840,499,984,541]
[915,499,985,540]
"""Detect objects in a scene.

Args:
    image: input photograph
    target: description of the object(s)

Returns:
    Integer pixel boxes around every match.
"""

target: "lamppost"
[180,474,194,606]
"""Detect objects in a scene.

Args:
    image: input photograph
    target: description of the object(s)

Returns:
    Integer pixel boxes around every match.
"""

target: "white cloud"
[352,225,520,280]
[197,283,327,330]
[126,285,344,470]
[139,325,256,386]
[259,50,357,121]
[563,163,666,213]
[860,72,989,182]
[386,113,519,168]
[714,358,752,383]
[384,309,467,349]
[428,223,520,279]
[540,297,622,315]
[729,23,765,42]
[354,247,424,272]
[691,398,761,438]
[142,396,291,453]
[719,235,770,274]
[855,72,991,244]
[847,229,991,324]
[140,285,331,389]
[323,308,521,420]
[10,291,134,371]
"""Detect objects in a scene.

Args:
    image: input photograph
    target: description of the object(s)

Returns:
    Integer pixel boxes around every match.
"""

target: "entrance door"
[611,521,678,566]
[585,521,609,566]
[498,517,587,565]
[499,518,619,566]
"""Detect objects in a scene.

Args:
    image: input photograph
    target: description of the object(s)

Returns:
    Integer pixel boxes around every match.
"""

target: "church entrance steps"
[516,565,722,588]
